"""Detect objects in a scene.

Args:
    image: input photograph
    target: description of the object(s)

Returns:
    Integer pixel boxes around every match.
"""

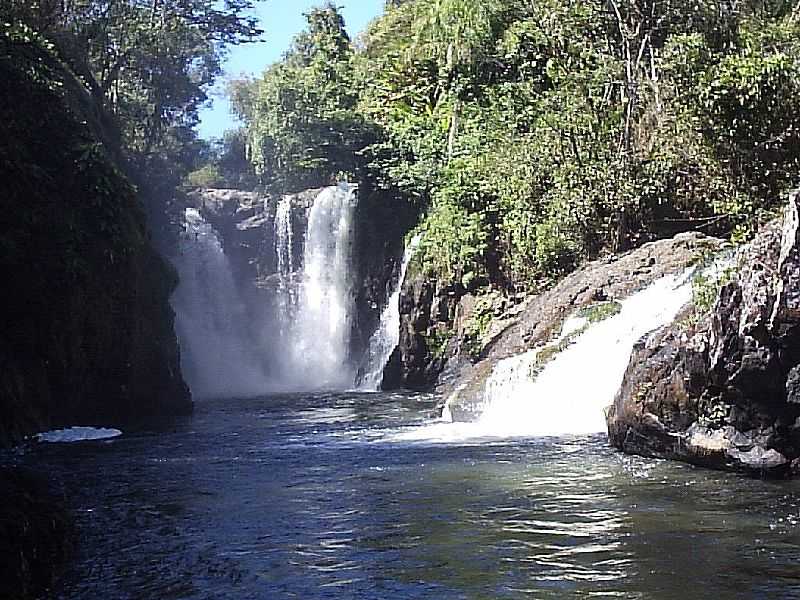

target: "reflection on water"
[24,392,800,599]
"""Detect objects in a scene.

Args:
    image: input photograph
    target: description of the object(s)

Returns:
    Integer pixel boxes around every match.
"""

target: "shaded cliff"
[608,191,800,476]
[0,29,190,446]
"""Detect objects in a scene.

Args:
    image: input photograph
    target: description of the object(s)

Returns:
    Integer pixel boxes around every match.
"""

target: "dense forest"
[207,0,800,293]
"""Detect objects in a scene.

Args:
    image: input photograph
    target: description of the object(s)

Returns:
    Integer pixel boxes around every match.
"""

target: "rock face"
[382,273,463,389]
[0,33,190,446]
[388,231,722,402]
[607,191,800,476]
[190,187,320,288]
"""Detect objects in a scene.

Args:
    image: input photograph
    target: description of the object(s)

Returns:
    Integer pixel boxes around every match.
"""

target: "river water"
[29,392,800,599]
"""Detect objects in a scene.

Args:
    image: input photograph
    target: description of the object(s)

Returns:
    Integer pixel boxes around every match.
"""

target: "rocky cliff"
[0,30,190,446]
[607,191,800,476]
[387,233,723,404]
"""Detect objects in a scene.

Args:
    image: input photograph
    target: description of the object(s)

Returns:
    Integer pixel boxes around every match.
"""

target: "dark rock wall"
[608,191,800,476]
[383,273,467,390]
[0,33,190,446]
[352,183,417,363]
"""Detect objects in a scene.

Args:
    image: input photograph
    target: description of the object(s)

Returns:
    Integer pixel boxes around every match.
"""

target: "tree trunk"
[447,98,460,160]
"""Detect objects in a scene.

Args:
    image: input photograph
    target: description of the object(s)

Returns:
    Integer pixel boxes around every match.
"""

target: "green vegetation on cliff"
[2,0,262,240]
[233,0,800,292]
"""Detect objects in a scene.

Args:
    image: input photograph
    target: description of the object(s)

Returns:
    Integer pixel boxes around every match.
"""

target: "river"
[27,392,800,599]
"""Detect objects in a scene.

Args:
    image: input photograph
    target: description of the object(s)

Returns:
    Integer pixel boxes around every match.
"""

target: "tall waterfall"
[395,270,693,442]
[171,208,271,400]
[275,183,359,389]
[357,235,422,391]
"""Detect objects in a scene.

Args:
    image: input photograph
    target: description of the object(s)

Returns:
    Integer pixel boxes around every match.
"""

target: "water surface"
[27,392,800,599]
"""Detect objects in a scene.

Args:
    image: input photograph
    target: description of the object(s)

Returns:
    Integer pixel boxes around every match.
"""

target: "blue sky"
[197,1,384,140]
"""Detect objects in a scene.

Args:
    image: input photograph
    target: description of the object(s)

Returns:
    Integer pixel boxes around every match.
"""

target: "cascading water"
[273,193,295,340]
[275,183,359,389]
[357,235,422,391]
[396,270,694,442]
[171,208,271,400]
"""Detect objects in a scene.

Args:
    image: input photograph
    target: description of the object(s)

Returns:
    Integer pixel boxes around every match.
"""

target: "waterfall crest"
[357,235,422,391]
[171,208,271,400]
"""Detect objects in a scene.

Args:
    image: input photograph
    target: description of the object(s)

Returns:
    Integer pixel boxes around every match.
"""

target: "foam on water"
[37,427,122,443]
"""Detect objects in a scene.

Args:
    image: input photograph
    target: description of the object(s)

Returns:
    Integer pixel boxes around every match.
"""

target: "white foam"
[390,270,693,443]
[37,427,122,443]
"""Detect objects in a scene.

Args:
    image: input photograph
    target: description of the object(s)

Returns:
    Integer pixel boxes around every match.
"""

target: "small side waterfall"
[474,270,693,436]
[357,235,422,391]
[171,208,271,400]
[394,270,693,442]
[275,183,359,389]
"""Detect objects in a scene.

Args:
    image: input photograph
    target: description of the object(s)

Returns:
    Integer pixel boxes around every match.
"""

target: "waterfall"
[393,270,693,442]
[474,270,693,436]
[171,208,270,400]
[274,193,295,342]
[357,235,422,391]
[276,183,359,389]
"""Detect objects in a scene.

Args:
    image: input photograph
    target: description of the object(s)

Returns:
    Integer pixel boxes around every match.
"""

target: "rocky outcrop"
[189,187,321,289]
[607,191,800,476]
[388,231,723,401]
[0,31,190,446]
[383,275,466,389]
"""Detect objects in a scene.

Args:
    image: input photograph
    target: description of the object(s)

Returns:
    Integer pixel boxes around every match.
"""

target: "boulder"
[608,191,800,476]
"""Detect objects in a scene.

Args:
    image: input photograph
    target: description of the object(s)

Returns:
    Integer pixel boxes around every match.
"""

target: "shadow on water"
[24,392,800,599]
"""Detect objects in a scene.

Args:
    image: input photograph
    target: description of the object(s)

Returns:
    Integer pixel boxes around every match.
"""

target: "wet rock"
[392,231,723,407]
[785,365,800,404]
[608,190,800,476]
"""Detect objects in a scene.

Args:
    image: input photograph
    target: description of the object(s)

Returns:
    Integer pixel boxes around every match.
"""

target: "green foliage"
[234,3,376,191]
[424,327,452,359]
[185,164,224,189]
[692,266,735,314]
[461,291,501,358]
[3,0,262,244]
[236,0,800,291]
[578,301,623,324]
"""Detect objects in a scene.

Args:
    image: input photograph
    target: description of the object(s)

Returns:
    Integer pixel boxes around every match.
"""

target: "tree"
[237,3,376,191]
[2,0,262,174]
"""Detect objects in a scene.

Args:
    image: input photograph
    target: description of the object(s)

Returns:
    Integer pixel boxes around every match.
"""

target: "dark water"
[25,392,800,599]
